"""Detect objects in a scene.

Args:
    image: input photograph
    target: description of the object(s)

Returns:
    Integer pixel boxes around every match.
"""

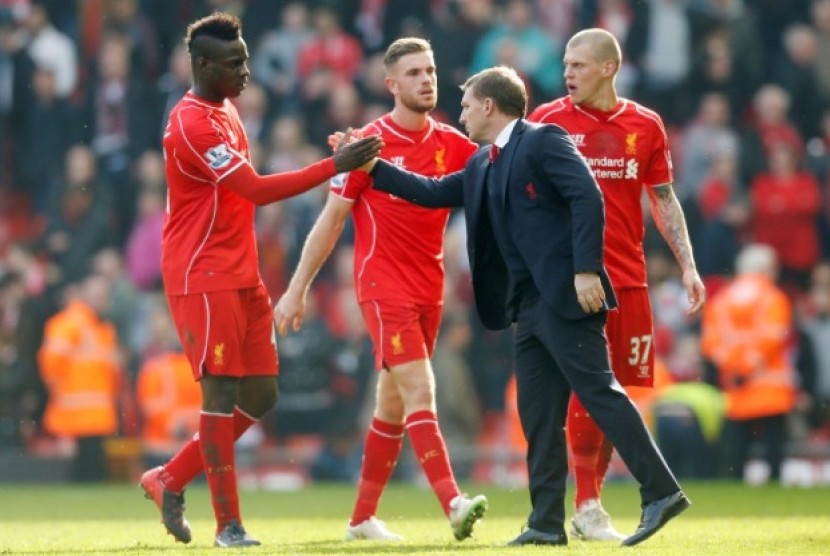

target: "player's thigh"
[606,288,655,387]
[359,299,436,370]
[240,284,278,377]
[167,290,247,380]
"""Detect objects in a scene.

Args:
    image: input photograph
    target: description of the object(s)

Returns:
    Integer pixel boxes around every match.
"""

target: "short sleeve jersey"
[332,114,477,304]
[529,97,672,288]
[161,91,260,295]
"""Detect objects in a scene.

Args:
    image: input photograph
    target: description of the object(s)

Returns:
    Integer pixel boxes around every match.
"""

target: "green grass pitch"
[0,481,828,554]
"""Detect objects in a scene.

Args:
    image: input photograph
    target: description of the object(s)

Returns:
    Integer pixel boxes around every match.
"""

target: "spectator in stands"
[692,150,748,295]
[796,262,830,436]
[687,29,750,129]
[82,31,158,243]
[38,272,123,481]
[259,114,327,270]
[0,271,31,446]
[308,81,364,149]
[811,0,830,107]
[251,2,312,116]
[92,248,140,374]
[749,142,821,293]
[678,91,739,200]
[773,24,823,141]
[105,0,161,82]
[701,243,799,483]
[693,0,764,100]
[470,0,562,99]
[297,6,363,104]
[626,0,695,124]
[739,84,804,186]
[13,66,75,213]
[427,0,493,121]
[43,145,113,285]
[156,43,191,135]
[20,1,77,100]
[236,80,270,146]
[124,151,165,291]
[653,334,726,478]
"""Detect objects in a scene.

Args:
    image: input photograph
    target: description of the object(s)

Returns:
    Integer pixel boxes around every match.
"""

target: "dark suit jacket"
[372,119,617,330]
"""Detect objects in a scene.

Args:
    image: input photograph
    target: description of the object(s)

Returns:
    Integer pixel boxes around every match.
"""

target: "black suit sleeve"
[371,159,465,208]
[534,125,605,273]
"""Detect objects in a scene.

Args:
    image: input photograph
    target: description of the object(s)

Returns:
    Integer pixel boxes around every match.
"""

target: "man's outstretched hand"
[332,129,383,172]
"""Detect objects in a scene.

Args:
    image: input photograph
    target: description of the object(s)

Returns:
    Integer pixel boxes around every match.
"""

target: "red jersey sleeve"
[637,106,673,188]
[172,108,249,183]
[329,121,382,202]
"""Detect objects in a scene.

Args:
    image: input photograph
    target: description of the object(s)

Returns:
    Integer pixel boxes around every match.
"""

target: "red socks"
[350,418,404,526]
[200,411,239,531]
[162,407,257,493]
[406,410,460,516]
[567,395,606,508]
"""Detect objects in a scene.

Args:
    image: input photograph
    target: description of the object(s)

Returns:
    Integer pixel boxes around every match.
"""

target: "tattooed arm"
[647,183,706,314]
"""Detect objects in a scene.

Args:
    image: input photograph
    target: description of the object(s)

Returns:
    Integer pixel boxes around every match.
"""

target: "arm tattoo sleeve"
[650,184,697,272]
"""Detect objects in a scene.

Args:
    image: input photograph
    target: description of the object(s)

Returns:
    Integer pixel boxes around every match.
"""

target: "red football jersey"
[333,114,477,303]
[529,97,673,288]
[161,91,260,295]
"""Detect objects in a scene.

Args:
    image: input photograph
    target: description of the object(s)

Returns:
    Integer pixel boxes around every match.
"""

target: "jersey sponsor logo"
[204,143,234,170]
[570,133,586,146]
[390,332,404,355]
[434,148,446,174]
[625,132,637,155]
[213,342,225,366]
[584,156,639,180]
[390,156,405,168]
[625,159,639,180]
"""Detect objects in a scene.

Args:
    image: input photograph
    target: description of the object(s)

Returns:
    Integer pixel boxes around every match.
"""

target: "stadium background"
[0,0,829,488]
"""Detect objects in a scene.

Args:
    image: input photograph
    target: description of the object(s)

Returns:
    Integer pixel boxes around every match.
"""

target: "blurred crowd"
[1,0,830,486]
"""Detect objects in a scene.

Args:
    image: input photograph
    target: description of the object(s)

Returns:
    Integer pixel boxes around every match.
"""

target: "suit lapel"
[499,120,527,205]
[467,147,491,235]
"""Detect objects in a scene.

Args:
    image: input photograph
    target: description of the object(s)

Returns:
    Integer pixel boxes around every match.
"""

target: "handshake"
[330,128,382,174]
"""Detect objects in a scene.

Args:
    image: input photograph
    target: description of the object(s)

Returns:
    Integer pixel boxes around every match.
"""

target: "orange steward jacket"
[701,273,796,420]
[136,352,201,455]
[37,300,121,437]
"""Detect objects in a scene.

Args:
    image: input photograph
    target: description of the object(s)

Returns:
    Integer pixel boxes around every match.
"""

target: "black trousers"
[720,414,788,481]
[512,290,680,534]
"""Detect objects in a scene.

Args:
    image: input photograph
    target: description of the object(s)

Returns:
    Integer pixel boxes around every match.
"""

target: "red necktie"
[489,144,501,163]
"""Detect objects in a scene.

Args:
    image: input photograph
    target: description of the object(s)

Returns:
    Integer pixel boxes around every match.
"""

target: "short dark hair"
[384,37,432,69]
[461,66,527,118]
[184,12,241,53]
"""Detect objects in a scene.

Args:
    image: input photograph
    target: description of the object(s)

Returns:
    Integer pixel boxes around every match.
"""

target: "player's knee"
[239,379,278,418]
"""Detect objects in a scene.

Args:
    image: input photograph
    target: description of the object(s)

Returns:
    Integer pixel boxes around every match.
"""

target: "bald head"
[566,28,622,73]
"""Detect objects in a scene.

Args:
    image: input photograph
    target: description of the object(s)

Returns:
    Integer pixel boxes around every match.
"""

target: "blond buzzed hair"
[567,28,622,72]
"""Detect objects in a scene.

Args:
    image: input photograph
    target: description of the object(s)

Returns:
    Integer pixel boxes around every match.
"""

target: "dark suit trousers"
[513,289,680,534]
